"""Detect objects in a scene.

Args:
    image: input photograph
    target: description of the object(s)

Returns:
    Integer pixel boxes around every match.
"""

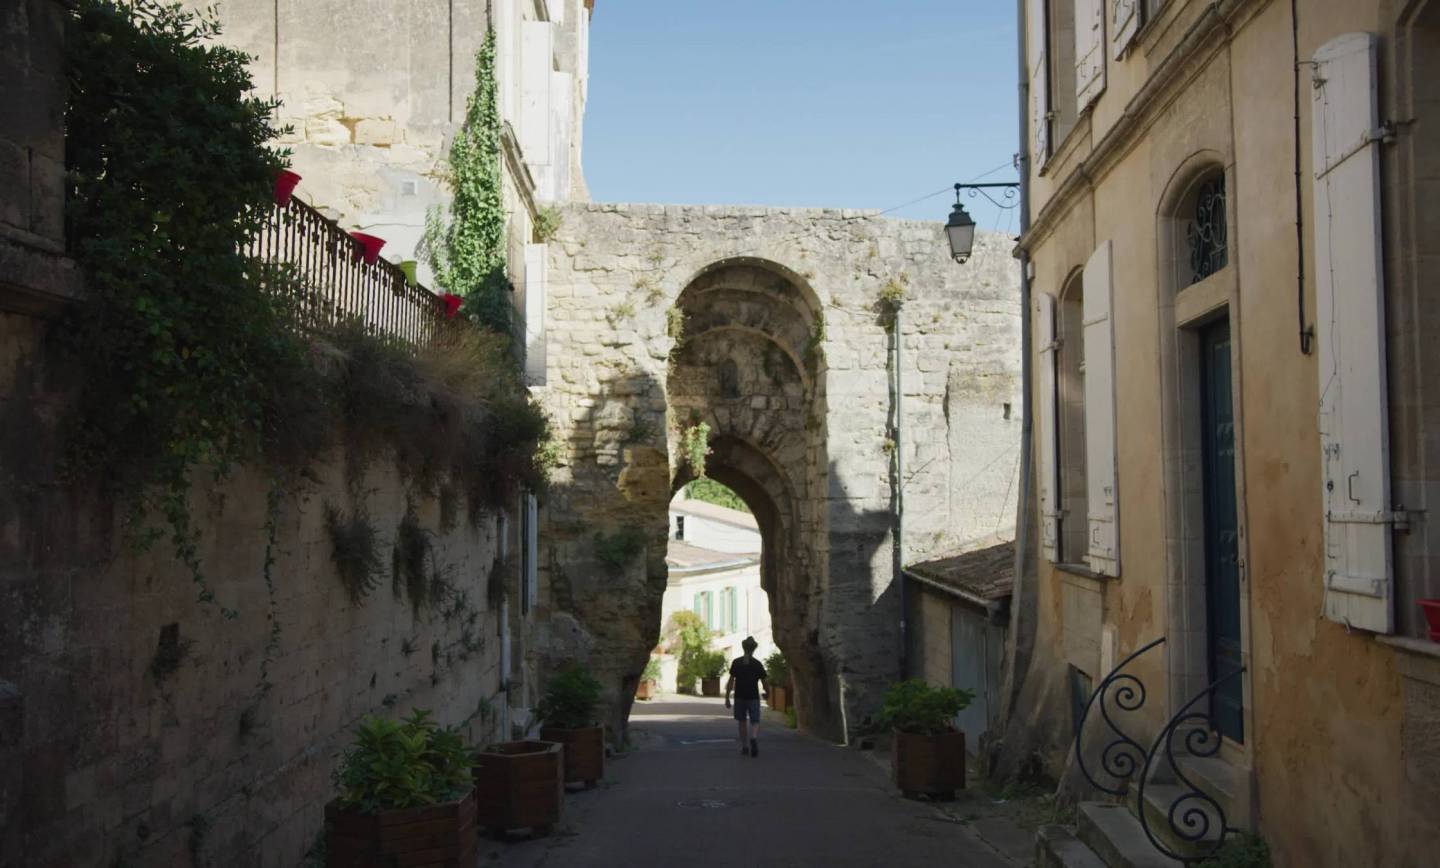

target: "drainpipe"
[894,305,906,680]
[998,0,1036,728]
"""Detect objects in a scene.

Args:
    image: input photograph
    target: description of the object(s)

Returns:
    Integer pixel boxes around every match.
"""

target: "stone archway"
[666,257,844,739]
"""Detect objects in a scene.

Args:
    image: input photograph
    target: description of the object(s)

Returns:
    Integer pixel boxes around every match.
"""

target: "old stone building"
[1006,0,1440,864]
[531,204,1022,741]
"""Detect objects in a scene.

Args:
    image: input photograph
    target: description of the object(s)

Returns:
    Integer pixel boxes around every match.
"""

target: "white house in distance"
[653,492,775,693]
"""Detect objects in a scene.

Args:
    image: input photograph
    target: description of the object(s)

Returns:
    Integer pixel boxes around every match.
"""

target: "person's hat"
[742,636,758,652]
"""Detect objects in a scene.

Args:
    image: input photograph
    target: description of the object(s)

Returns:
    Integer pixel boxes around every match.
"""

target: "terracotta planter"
[1421,599,1440,642]
[539,725,604,787]
[635,680,653,701]
[324,790,477,868]
[274,169,301,206]
[770,685,790,713]
[892,728,965,800]
[472,740,563,835]
[701,676,721,697]
[349,231,386,264]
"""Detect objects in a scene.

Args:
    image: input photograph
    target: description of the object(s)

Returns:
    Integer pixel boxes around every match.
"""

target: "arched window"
[1176,169,1228,289]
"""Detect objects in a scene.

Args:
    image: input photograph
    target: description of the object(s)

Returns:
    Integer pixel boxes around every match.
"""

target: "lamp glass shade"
[945,204,977,263]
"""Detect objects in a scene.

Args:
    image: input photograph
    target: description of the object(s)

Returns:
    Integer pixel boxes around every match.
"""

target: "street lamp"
[945,181,1020,264]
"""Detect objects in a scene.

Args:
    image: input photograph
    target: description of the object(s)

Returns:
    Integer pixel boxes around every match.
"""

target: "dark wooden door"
[1199,318,1243,743]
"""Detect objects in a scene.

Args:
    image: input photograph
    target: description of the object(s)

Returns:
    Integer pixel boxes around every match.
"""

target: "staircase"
[1038,637,1249,867]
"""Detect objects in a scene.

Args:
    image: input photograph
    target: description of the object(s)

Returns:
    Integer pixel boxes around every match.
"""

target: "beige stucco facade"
[1011,0,1440,864]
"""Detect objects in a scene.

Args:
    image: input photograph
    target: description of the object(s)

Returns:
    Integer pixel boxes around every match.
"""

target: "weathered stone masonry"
[531,202,1022,742]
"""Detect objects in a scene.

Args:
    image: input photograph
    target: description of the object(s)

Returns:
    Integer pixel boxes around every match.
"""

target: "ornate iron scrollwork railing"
[1135,667,1247,864]
[1073,636,1166,796]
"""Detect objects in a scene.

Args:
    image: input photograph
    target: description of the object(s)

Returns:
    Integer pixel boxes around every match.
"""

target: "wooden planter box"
[701,676,721,697]
[472,741,563,835]
[325,790,477,868]
[539,725,604,787]
[635,680,654,701]
[769,685,790,713]
[892,728,965,800]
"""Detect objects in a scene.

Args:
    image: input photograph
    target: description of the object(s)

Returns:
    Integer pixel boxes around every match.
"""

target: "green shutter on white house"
[1312,32,1394,634]
[1036,292,1060,563]
[728,587,738,632]
[1083,240,1120,576]
[1075,0,1106,110]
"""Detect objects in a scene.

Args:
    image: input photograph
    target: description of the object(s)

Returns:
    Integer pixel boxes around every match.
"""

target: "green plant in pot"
[636,657,662,701]
[764,651,792,712]
[326,710,478,864]
[878,679,974,800]
[538,666,606,788]
[665,610,712,694]
[698,649,728,698]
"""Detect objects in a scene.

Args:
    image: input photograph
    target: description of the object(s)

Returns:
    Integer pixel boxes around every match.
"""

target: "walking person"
[724,636,768,757]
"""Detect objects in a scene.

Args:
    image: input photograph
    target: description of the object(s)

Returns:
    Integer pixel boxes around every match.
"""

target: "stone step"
[1076,802,1183,868]
[1035,824,1108,868]
[1128,783,1223,860]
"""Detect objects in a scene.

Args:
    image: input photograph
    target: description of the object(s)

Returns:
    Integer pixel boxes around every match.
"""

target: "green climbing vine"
[421,27,510,336]
[681,422,712,478]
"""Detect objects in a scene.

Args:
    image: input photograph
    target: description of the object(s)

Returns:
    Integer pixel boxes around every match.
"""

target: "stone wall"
[533,202,1022,742]
[0,311,511,866]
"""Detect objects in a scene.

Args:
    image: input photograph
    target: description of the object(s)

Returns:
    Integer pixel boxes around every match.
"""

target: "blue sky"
[583,1,1021,231]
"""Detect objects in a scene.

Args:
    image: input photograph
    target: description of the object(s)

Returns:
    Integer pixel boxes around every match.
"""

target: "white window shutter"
[1076,0,1106,110]
[525,493,539,612]
[1083,241,1119,576]
[523,242,548,385]
[1027,0,1050,169]
[1037,292,1060,563]
[1312,32,1393,634]
[1111,0,1140,60]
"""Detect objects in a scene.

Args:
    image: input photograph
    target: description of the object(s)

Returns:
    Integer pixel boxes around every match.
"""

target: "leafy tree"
[684,479,750,513]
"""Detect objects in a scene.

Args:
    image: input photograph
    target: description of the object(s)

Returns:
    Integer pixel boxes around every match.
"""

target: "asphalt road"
[480,694,1015,868]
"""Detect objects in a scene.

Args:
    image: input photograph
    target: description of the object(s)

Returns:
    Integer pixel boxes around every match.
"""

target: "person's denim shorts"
[733,698,761,723]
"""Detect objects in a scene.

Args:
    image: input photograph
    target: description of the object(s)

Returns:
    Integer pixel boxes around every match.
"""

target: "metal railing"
[248,196,443,346]
[1074,636,1166,796]
[1072,636,1245,864]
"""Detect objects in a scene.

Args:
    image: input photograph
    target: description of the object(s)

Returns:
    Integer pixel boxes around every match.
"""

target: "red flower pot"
[349,231,385,265]
[273,169,301,206]
[1420,600,1440,642]
[441,293,463,319]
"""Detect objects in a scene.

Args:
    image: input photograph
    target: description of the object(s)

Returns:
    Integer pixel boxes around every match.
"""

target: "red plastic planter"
[349,231,385,265]
[1420,599,1440,642]
[273,169,301,206]
[441,293,463,319]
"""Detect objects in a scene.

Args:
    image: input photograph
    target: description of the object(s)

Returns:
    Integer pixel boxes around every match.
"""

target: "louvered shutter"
[1312,32,1393,634]
[1111,0,1140,59]
[1037,292,1060,562]
[1083,241,1119,576]
[1076,0,1106,110]
[1027,0,1050,169]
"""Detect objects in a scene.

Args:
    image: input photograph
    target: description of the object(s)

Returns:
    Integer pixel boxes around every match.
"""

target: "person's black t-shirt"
[729,655,767,700]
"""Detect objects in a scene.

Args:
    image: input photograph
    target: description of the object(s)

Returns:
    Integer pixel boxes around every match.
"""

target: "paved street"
[481,694,1019,868]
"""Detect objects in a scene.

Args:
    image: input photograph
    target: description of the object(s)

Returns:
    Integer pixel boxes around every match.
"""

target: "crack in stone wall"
[532,202,1022,742]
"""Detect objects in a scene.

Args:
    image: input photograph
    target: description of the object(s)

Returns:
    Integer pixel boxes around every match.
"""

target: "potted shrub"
[636,657,661,701]
[472,740,563,836]
[326,709,477,866]
[698,650,727,697]
[665,611,712,695]
[879,679,974,801]
[1421,599,1440,642]
[765,651,792,712]
[537,666,606,788]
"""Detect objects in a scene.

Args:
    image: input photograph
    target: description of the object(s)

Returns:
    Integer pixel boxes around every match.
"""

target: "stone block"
[304,116,351,147]
[353,118,398,146]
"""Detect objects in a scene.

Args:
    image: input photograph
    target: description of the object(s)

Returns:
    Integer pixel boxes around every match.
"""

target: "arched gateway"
[530,203,1022,745]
